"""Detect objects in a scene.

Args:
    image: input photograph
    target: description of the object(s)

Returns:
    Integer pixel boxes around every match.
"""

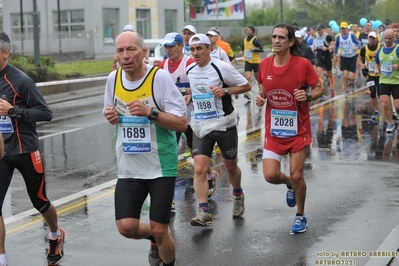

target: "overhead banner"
[189,0,245,22]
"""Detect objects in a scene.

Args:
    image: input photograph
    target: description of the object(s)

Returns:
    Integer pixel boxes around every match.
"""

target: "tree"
[373,0,399,23]
[292,0,377,26]
[243,8,280,27]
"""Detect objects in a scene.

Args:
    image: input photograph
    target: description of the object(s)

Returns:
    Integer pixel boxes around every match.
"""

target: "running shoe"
[386,123,395,135]
[191,209,213,226]
[148,243,163,266]
[330,88,334,97]
[345,91,350,98]
[350,82,355,93]
[286,187,296,207]
[234,94,239,99]
[365,88,370,94]
[371,111,379,120]
[181,133,186,140]
[290,215,308,234]
[207,170,218,199]
[47,227,66,265]
[232,193,245,218]
[392,112,399,121]
[171,200,175,212]
[244,92,251,100]
[183,151,191,158]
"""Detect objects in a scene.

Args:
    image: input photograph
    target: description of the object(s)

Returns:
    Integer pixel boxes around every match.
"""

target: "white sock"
[206,170,214,180]
[0,254,6,266]
[49,229,61,239]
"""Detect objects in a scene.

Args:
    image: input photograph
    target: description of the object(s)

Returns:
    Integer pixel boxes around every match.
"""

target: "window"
[165,10,177,33]
[53,10,84,39]
[102,9,119,46]
[10,13,38,41]
[136,9,151,39]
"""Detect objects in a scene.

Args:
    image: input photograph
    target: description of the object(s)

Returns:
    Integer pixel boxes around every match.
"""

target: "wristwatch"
[8,105,23,118]
[305,92,313,102]
[224,87,229,95]
[181,87,186,96]
[148,107,159,120]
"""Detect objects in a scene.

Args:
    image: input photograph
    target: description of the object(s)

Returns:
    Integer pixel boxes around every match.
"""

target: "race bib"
[381,62,392,76]
[368,62,375,72]
[271,109,298,138]
[244,50,252,60]
[361,39,369,45]
[118,116,151,154]
[342,45,351,56]
[192,93,217,120]
[0,116,14,133]
[315,38,324,49]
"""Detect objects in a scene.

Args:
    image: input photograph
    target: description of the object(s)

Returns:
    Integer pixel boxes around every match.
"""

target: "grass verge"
[55,59,113,78]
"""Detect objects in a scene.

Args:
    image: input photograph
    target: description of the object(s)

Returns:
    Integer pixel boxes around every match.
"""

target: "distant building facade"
[2,0,184,59]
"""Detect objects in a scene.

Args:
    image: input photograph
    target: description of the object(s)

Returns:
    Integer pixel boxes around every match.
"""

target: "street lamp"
[32,0,40,67]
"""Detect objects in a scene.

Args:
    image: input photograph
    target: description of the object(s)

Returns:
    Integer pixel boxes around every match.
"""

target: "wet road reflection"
[3,76,399,265]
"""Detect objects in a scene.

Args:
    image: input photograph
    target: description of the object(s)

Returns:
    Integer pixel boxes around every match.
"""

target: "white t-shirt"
[187,58,247,135]
[103,66,186,179]
[210,46,230,63]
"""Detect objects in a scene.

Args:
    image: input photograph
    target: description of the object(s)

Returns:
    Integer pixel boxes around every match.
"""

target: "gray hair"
[135,32,146,50]
[115,31,146,50]
[0,31,11,52]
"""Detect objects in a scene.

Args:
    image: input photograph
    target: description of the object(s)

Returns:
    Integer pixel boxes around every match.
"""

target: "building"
[2,0,184,60]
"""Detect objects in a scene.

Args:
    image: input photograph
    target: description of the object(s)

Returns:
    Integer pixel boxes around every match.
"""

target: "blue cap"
[162,32,183,46]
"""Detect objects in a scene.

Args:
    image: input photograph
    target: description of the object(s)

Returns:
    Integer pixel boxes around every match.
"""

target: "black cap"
[316,24,324,30]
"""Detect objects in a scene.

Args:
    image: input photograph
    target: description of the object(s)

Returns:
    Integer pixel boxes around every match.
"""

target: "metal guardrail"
[36,55,269,97]
[36,76,107,87]
[36,75,108,96]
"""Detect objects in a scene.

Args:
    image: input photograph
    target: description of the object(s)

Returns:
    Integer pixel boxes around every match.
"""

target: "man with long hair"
[256,24,324,234]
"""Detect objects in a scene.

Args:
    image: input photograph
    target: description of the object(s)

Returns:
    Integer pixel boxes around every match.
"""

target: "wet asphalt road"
[2,71,399,266]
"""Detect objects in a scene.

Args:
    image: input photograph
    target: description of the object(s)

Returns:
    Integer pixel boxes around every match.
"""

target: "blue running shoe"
[371,111,379,120]
[386,123,395,135]
[286,187,296,207]
[290,215,307,234]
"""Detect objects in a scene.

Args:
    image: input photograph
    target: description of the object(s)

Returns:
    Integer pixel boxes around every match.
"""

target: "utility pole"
[57,0,62,53]
[280,0,284,24]
[32,0,40,67]
[216,1,219,28]
[19,0,24,55]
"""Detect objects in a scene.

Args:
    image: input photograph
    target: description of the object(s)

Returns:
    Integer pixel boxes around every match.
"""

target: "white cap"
[162,32,184,46]
[189,33,211,46]
[295,30,305,38]
[123,25,135,32]
[368,31,377,38]
[206,30,218,36]
[182,25,197,34]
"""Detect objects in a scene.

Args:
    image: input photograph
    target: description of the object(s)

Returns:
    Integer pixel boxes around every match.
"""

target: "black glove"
[362,68,369,78]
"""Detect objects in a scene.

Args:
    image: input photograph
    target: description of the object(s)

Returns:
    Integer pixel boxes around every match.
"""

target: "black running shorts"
[192,126,238,159]
[114,177,176,224]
